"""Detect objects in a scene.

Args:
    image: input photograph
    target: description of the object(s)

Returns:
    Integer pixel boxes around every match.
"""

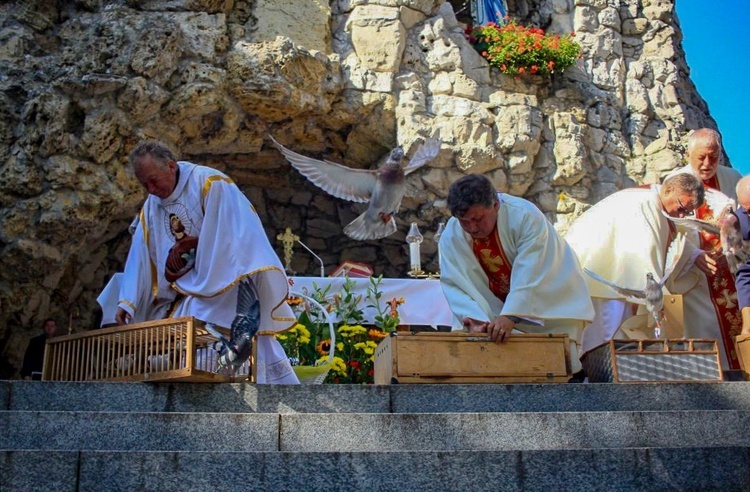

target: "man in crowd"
[565,174,704,357]
[113,140,298,383]
[439,174,595,375]
[667,128,742,370]
[20,318,58,380]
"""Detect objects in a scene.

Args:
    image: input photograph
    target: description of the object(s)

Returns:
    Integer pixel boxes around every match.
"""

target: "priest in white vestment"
[564,174,704,358]
[439,174,595,375]
[665,128,743,369]
[111,140,299,383]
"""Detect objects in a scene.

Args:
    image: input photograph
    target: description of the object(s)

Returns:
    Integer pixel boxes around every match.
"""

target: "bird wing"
[403,138,441,175]
[705,188,736,216]
[659,233,686,285]
[270,136,377,203]
[204,322,231,347]
[583,268,647,302]
[661,211,720,235]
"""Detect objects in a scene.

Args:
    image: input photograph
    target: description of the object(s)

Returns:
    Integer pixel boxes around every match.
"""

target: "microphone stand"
[297,240,325,277]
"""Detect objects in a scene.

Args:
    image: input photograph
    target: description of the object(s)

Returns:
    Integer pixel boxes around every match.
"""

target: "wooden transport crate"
[582,339,722,383]
[373,332,571,384]
[736,333,750,381]
[42,316,252,382]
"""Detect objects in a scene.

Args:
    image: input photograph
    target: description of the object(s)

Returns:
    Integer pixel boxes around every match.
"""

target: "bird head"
[646,272,656,283]
[387,147,405,164]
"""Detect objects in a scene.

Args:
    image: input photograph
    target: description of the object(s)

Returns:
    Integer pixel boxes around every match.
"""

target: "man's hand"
[115,307,132,326]
[463,317,488,333]
[485,315,515,343]
[463,316,515,343]
[694,251,718,276]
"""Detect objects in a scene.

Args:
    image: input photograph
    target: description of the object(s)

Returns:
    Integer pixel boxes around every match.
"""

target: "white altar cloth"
[290,277,456,328]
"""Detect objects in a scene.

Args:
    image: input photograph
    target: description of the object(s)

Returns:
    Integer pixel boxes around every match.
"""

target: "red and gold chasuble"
[472,225,512,302]
[696,176,741,368]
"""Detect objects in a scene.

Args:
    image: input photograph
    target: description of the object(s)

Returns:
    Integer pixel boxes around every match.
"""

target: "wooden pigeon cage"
[42,316,252,382]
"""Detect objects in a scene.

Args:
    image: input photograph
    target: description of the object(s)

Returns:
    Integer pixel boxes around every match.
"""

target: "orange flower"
[368,329,388,340]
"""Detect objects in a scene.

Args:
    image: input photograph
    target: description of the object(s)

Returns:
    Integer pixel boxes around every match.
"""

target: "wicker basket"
[289,291,335,384]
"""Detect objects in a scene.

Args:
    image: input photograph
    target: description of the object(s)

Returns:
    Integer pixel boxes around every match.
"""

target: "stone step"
[3,448,750,491]
[2,409,749,452]
[4,380,750,413]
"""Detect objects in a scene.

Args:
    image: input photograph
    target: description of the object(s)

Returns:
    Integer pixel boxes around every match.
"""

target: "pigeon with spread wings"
[271,136,441,240]
[584,233,686,338]
[662,189,750,273]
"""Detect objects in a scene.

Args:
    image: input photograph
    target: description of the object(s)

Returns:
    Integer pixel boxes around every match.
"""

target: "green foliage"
[468,18,582,77]
[279,276,401,384]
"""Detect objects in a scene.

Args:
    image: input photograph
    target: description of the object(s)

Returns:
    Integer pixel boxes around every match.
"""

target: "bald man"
[734,176,750,336]
[666,128,743,369]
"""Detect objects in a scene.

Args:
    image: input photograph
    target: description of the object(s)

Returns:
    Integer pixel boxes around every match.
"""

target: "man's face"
[662,188,697,218]
[687,137,721,181]
[457,202,499,239]
[43,321,57,337]
[134,155,178,199]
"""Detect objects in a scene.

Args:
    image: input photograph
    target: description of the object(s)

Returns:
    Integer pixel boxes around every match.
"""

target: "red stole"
[472,225,512,302]
[696,176,741,368]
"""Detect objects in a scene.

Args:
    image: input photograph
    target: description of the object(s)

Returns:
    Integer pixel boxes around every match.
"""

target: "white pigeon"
[271,136,441,240]
[584,233,686,338]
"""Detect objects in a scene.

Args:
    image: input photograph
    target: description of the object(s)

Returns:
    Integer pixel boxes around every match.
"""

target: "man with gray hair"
[666,128,743,370]
[107,139,299,383]
[566,173,704,359]
[439,174,595,376]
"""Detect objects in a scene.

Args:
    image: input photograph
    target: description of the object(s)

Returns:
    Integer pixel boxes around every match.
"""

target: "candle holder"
[405,222,445,279]
[406,222,423,277]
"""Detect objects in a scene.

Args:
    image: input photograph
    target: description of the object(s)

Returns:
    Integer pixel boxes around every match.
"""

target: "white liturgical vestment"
[113,161,298,383]
[439,193,594,371]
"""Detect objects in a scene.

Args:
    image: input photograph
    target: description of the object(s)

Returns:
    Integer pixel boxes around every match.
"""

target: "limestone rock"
[0,0,729,377]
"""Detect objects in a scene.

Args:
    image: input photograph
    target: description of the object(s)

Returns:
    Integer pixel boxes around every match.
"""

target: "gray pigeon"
[583,234,685,338]
[204,277,261,375]
[271,136,441,240]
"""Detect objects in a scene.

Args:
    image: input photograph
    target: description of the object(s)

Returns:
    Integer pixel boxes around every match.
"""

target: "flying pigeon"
[662,189,750,273]
[584,234,686,338]
[204,277,261,376]
[271,136,441,240]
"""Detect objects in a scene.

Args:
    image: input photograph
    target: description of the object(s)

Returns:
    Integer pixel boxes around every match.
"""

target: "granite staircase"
[2,381,750,491]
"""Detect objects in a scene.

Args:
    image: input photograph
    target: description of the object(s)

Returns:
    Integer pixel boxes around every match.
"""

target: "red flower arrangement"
[467,17,581,78]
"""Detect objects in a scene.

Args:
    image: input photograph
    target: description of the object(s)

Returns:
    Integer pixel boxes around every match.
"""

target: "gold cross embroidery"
[479,248,505,273]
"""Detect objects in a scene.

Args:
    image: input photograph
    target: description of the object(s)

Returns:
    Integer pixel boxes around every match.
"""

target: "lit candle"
[406,222,423,273]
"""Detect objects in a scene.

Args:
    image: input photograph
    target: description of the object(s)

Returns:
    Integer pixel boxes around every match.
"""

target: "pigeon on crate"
[584,233,686,338]
[662,188,750,273]
[204,277,261,376]
[270,136,441,240]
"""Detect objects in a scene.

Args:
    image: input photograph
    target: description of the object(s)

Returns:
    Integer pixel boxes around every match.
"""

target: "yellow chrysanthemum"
[293,324,310,338]
[331,356,347,376]
[336,342,344,352]
[276,334,288,341]
[298,336,310,344]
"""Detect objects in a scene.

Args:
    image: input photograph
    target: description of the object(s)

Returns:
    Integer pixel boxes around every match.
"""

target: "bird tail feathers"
[344,213,397,240]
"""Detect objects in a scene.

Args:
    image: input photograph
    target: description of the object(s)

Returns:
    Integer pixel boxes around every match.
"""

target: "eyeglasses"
[675,196,692,216]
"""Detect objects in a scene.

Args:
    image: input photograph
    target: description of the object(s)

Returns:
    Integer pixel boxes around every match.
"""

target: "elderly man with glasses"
[564,173,704,364]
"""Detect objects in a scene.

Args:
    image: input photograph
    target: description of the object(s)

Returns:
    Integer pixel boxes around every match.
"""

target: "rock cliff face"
[0,0,721,375]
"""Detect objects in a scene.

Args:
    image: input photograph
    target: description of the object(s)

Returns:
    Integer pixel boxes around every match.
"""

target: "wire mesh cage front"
[42,317,249,382]
[582,339,723,383]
